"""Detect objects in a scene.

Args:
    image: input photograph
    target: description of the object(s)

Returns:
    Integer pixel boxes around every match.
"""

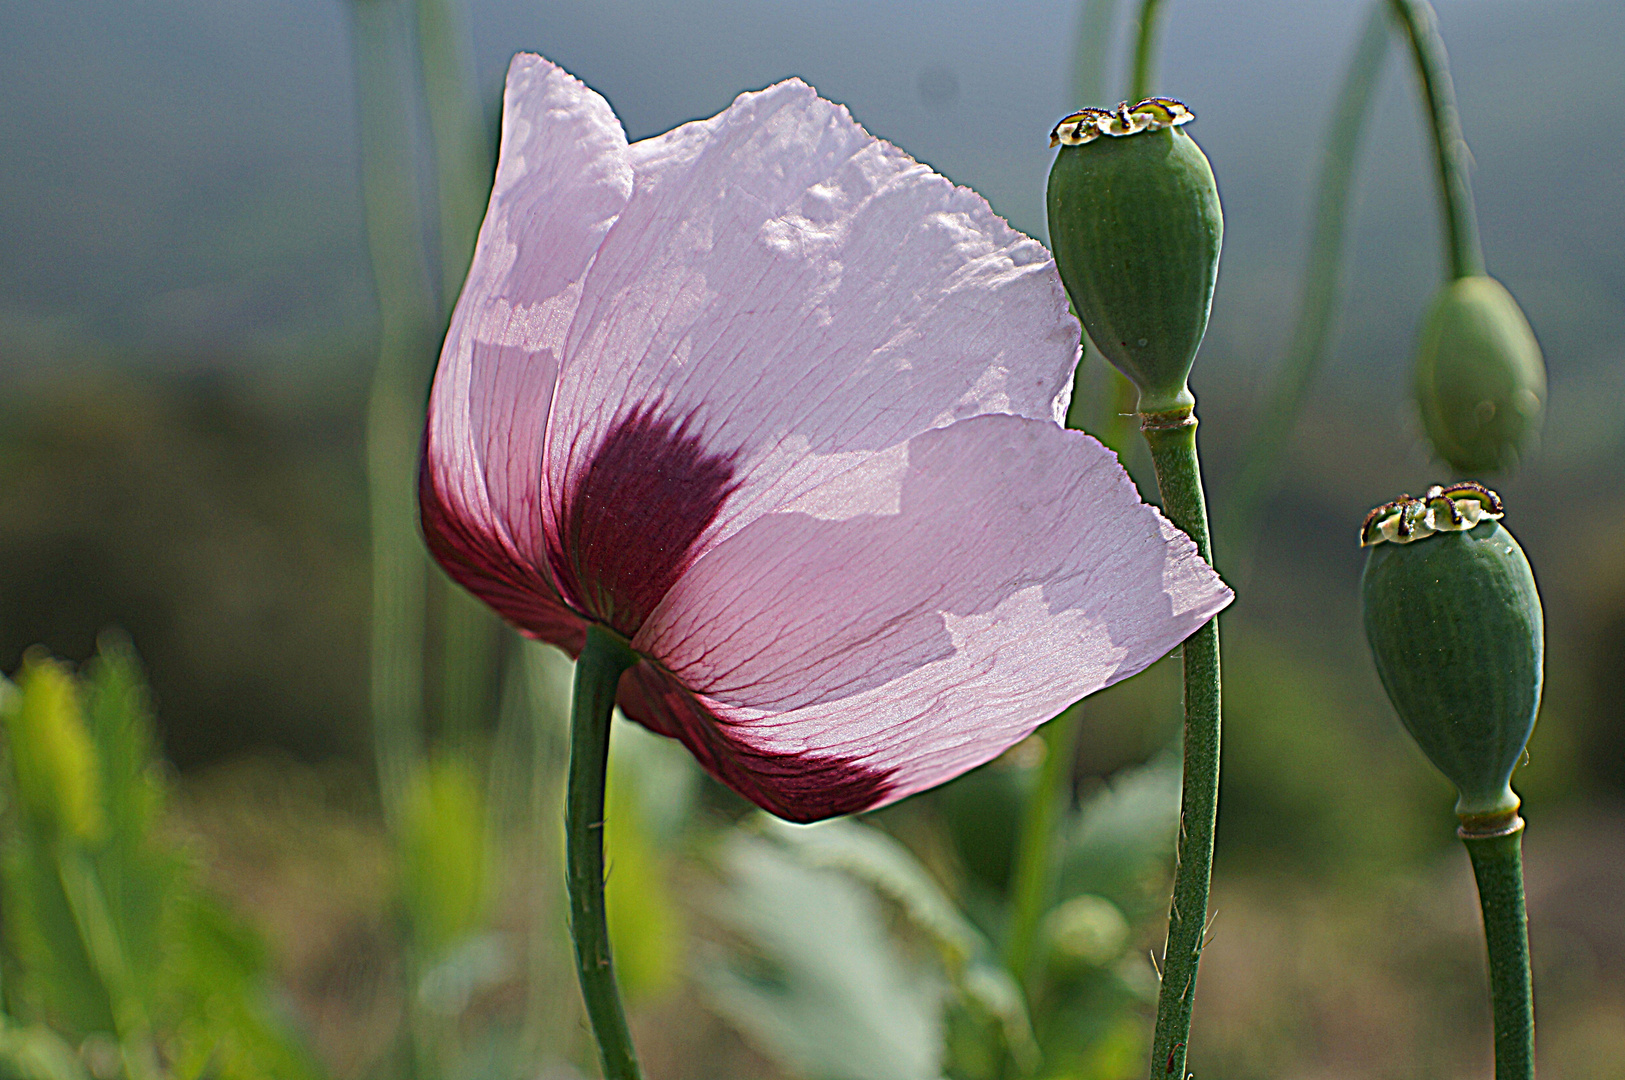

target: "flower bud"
[1414,276,1545,475]
[1041,893,1130,973]
[1046,99,1223,414]
[1360,483,1542,823]
[1,652,103,842]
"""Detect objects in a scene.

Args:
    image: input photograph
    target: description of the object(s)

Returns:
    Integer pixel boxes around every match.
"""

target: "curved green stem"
[568,626,643,1080]
[1004,703,1084,985]
[1129,0,1168,102]
[1389,0,1484,280]
[1462,819,1535,1080]
[1222,1,1389,560]
[1140,409,1221,1080]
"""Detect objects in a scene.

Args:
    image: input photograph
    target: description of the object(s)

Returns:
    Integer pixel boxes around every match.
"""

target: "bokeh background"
[2,0,1622,1077]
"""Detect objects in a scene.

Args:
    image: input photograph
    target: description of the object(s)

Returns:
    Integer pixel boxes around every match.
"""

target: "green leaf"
[1057,755,1181,921]
[702,831,943,1080]
[760,817,1038,1072]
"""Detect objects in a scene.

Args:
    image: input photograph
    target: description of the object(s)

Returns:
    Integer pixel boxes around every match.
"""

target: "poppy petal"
[540,76,1082,581]
[421,55,632,636]
[630,413,1230,821]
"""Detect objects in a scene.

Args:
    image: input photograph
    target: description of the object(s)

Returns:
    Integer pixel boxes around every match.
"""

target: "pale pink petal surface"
[629,414,1227,820]
[421,54,1233,822]
[421,55,631,643]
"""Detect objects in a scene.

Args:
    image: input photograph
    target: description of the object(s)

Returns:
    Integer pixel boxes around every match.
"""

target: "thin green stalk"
[1004,703,1084,985]
[351,0,439,821]
[1070,0,1122,107]
[568,626,643,1080]
[1129,0,1167,102]
[1222,1,1389,559]
[1388,0,1484,280]
[1140,410,1221,1080]
[413,0,493,303]
[415,0,504,759]
[1462,819,1535,1080]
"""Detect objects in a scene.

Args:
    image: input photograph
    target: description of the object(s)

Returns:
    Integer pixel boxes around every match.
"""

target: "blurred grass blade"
[1223,1,1390,562]
[350,0,439,819]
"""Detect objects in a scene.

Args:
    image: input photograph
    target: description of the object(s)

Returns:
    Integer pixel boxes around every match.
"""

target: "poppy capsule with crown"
[1046,98,1221,415]
[1360,483,1543,827]
[1414,276,1546,475]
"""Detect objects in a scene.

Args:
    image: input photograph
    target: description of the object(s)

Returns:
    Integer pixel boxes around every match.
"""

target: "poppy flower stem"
[567,625,643,1080]
[1140,409,1221,1080]
[1388,0,1484,281]
[1462,819,1535,1080]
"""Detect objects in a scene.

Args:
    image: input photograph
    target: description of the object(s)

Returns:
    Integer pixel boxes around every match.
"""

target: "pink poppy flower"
[420,54,1232,823]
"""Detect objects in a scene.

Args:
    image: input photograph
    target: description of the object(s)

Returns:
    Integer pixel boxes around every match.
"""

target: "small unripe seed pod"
[1414,276,1546,475]
[1360,483,1542,823]
[1046,98,1222,414]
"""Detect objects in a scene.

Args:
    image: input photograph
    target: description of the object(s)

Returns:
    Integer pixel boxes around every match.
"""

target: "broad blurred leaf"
[702,831,943,1080]
[398,754,489,955]
[1056,754,1181,922]
[603,726,685,1001]
[760,817,1038,1073]
[0,1022,90,1080]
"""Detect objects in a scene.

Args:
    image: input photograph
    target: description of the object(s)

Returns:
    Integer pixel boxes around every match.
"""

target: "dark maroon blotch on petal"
[551,404,739,638]
[620,664,896,823]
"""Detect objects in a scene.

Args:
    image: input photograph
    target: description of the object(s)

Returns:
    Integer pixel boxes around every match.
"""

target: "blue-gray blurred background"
[3,0,1623,1076]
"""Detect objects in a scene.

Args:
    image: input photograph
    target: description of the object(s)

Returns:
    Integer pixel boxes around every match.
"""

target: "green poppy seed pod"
[1046,99,1223,414]
[1,652,103,842]
[1360,483,1543,826]
[1414,276,1546,475]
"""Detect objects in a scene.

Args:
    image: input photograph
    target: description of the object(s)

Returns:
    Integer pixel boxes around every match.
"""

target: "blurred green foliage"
[0,641,322,1080]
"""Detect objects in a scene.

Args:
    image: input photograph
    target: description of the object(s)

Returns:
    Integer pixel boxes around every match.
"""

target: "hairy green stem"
[1141,410,1221,1080]
[568,626,643,1080]
[1004,703,1084,985]
[1388,0,1484,280]
[1129,0,1167,102]
[1223,1,1389,559]
[1462,820,1535,1080]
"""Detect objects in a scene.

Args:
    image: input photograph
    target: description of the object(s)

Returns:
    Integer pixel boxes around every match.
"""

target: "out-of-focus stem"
[413,0,491,306]
[1389,0,1484,280]
[351,0,439,820]
[568,626,643,1080]
[1070,0,1123,107]
[1462,818,1535,1080]
[1140,409,1221,1080]
[1223,1,1389,559]
[1004,702,1084,985]
[1129,0,1167,102]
